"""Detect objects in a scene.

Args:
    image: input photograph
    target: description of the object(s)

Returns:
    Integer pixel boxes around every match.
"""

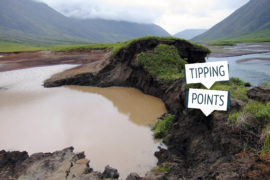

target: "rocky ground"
[0,38,270,179]
[0,147,119,180]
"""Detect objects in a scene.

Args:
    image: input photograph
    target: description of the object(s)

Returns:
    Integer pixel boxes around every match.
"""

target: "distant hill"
[173,29,207,40]
[192,0,270,42]
[0,0,170,45]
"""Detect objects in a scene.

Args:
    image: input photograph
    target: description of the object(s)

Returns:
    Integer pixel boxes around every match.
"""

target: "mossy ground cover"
[152,114,174,138]
[137,44,186,82]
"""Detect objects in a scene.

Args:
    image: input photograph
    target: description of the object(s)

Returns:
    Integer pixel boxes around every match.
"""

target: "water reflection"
[68,86,167,126]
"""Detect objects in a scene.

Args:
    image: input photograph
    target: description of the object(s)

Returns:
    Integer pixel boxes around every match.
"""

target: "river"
[207,52,270,86]
[0,65,167,178]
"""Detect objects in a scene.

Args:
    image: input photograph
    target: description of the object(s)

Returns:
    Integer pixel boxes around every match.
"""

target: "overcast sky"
[37,0,249,34]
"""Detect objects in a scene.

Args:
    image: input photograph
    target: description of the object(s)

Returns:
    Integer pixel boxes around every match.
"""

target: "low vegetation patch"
[228,100,270,137]
[211,41,236,46]
[52,42,125,56]
[152,163,170,173]
[261,134,270,156]
[228,112,241,124]
[263,82,270,89]
[244,101,265,116]
[0,36,210,59]
[63,36,209,57]
[228,101,266,125]
[185,77,248,101]
[55,36,210,57]
[211,77,248,101]
[138,44,186,82]
[256,102,270,122]
[152,114,175,138]
[0,40,43,52]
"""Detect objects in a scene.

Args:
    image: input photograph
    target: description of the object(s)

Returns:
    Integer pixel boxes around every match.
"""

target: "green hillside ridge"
[0,0,170,44]
[192,0,270,42]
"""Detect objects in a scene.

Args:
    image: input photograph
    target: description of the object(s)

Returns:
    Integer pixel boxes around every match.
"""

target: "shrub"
[152,114,175,138]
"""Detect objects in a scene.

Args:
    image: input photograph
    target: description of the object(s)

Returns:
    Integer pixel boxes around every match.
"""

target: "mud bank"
[0,49,110,72]
[1,38,269,179]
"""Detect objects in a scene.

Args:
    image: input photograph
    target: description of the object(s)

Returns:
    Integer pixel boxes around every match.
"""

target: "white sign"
[187,88,229,116]
[185,61,229,89]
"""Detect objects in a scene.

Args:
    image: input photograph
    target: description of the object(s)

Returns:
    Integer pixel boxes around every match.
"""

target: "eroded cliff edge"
[1,37,270,180]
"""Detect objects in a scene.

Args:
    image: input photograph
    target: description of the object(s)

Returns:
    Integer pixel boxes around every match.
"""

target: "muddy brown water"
[0,65,167,178]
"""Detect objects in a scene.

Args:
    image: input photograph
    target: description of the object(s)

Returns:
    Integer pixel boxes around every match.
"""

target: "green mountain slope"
[0,0,170,45]
[174,29,207,40]
[192,0,270,42]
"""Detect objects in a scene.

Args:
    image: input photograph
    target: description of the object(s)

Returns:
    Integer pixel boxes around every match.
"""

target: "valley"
[0,0,270,179]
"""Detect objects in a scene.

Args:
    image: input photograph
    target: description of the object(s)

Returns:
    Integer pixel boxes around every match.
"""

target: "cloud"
[36,0,249,34]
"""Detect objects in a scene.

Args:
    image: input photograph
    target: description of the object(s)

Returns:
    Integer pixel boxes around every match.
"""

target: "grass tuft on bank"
[152,114,174,139]
[228,101,270,132]
[261,134,270,156]
[152,163,170,173]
